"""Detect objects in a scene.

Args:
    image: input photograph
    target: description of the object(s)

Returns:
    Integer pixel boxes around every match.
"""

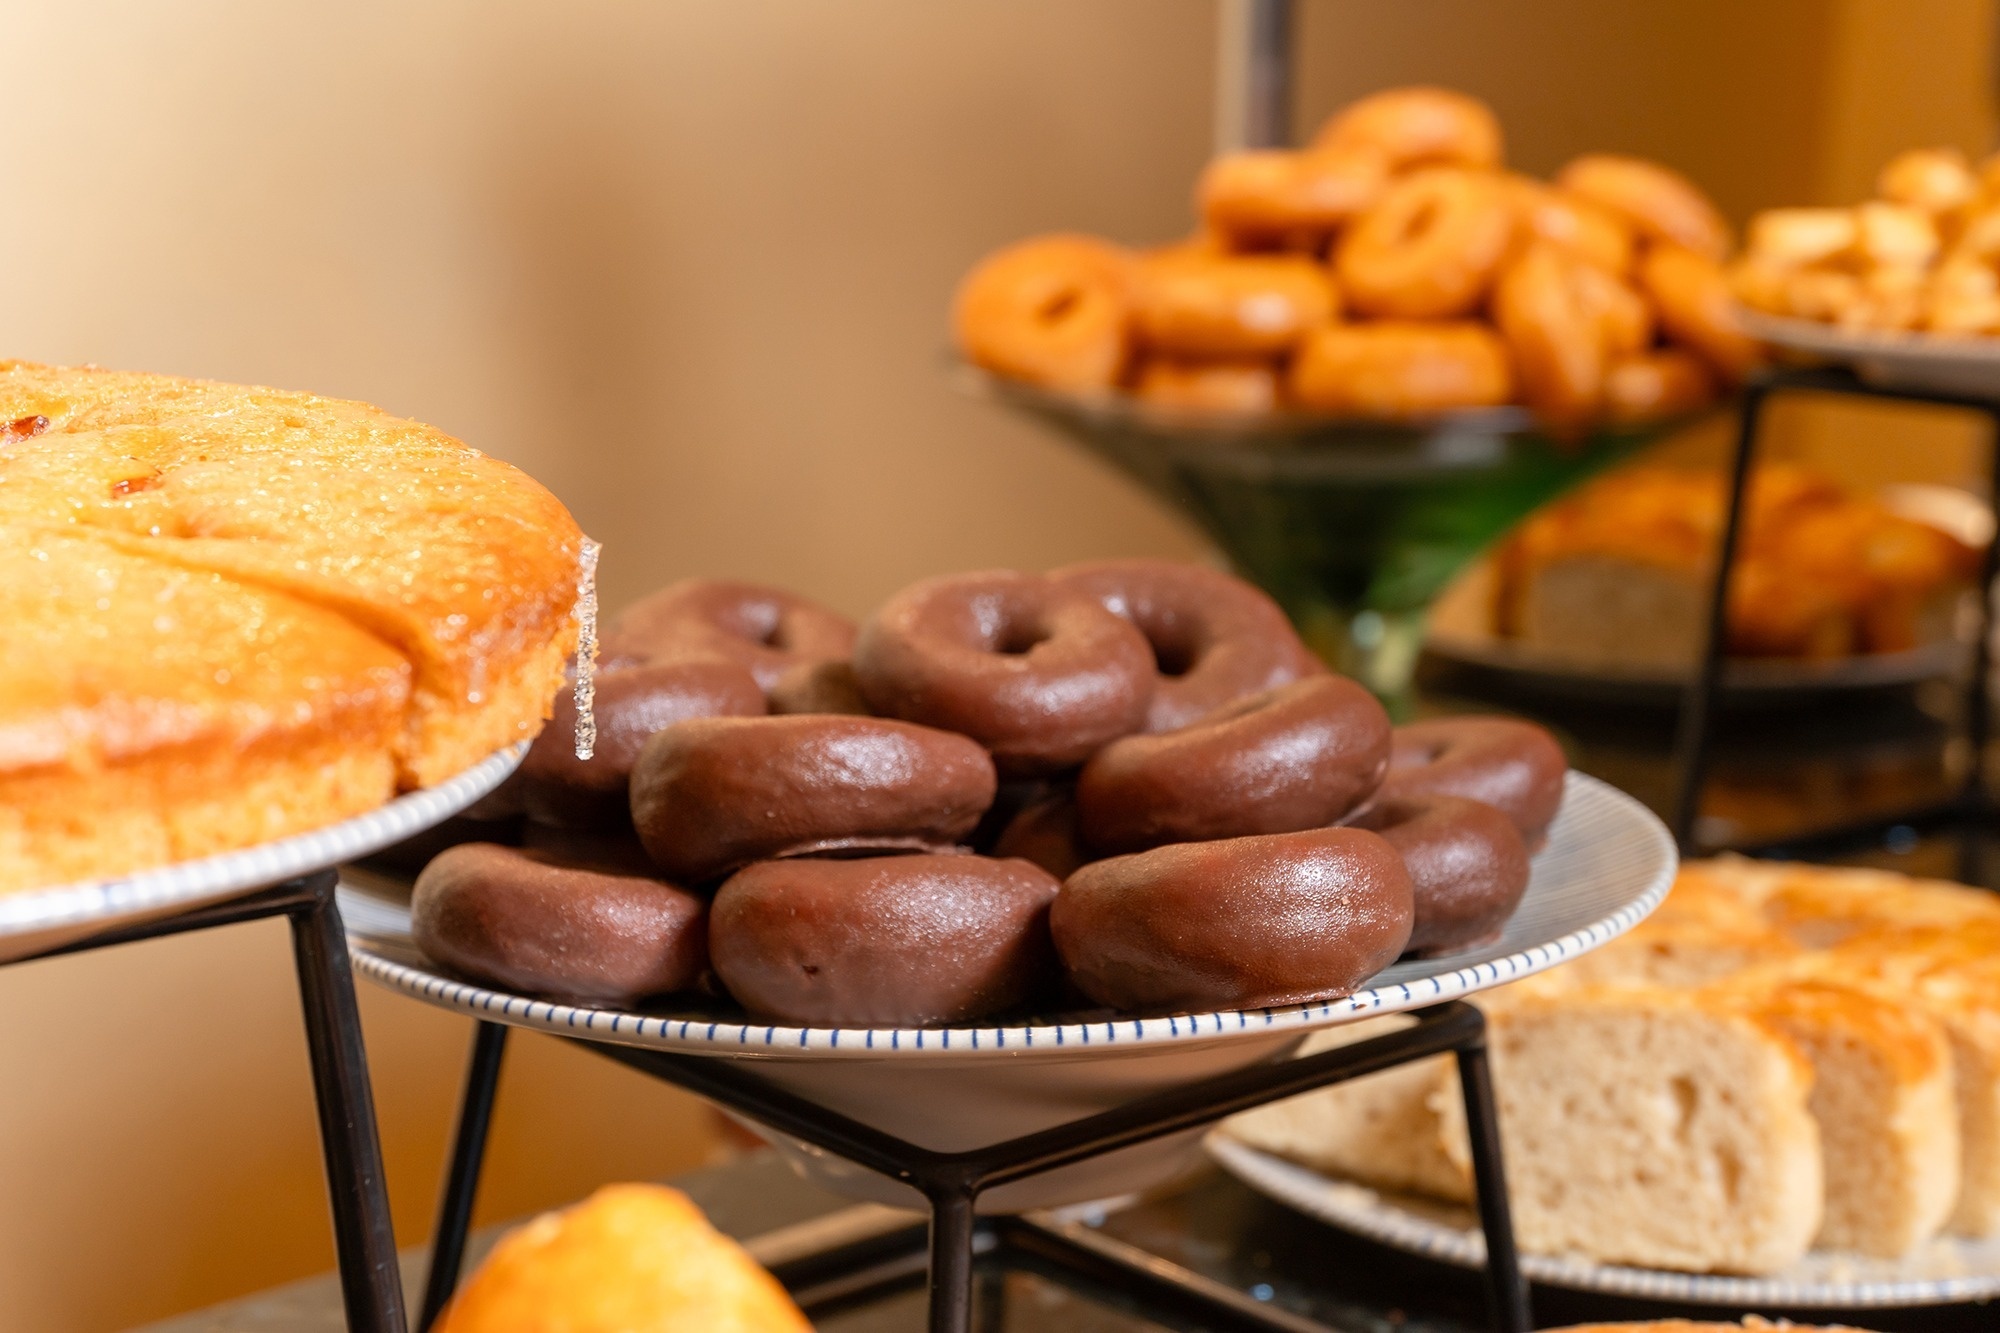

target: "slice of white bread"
[1715,976,1959,1257]
[1223,1016,1471,1202]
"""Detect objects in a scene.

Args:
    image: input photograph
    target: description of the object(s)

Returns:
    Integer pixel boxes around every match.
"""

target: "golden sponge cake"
[0,361,583,891]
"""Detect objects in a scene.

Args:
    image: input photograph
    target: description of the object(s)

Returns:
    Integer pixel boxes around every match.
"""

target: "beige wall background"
[0,2,1992,1327]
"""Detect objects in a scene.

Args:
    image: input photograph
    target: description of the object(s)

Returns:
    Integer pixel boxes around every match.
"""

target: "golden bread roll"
[437,1183,812,1333]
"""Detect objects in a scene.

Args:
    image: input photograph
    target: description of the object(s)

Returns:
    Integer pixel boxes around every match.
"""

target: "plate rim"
[0,742,527,938]
[1740,310,2000,367]
[1207,1132,2000,1308]
[345,771,1677,1061]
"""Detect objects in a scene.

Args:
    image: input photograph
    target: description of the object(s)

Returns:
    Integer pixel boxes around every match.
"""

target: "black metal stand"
[416,1000,1529,1333]
[1672,364,2000,866]
[26,871,408,1333]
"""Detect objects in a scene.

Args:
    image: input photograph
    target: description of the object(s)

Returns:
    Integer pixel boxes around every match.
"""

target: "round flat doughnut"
[767,659,872,716]
[1052,827,1414,1013]
[710,853,1060,1026]
[412,842,708,1003]
[852,570,1155,776]
[629,714,997,883]
[517,658,766,829]
[603,578,857,693]
[1383,716,1567,845]
[1358,793,1529,956]
[1076,676,1390,854]
[1049,558,1321,734]
[990,789,1090,880]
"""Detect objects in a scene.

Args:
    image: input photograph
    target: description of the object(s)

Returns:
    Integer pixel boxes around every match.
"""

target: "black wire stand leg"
[288,869,409,1333]
[1456,1033,1530,1333]
[419,1021,511,1331]
[926,1185,981,1333]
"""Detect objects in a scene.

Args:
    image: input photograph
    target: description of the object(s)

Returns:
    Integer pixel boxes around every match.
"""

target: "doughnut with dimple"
[629,714,997,883]
[1052,827,1415,1012]
[767,659,872,716]
[951,233,1135,391]
[1133,252,1337,358]
[1638,245,1764,382]
[1382,716,1568,845]
[990,789,1090,880]
[1556,154,1731,259]
[1357,792,1529,955]
[1049,558,1321,733]
[1313,86,1503,172]
[1290,321,1514,419]
[1507,177,1635,274]
[1133,358,1281,415]
[1336,168,1516,319]
[1197,148,1389,248]
[1076,676,1390,854]
[1492,244,1612,432]
[412,842,709,1002]
[517,658,766,829]
[1603,349,1717,425]
[604,578,857,694]
[852,570,1155,775]
[709,853,1060,1026]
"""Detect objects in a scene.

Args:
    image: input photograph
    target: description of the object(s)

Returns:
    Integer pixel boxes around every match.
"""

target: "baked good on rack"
[604,578,856,695]
[434,1182,811,1333]
[1382,717,1568,846]
[1356,792,1529,955]
[0,361,583,892]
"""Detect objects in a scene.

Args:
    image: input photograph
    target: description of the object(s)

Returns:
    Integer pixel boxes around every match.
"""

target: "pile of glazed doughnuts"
[411,560,1567,1027]
[953,86,1759,433]
[1732,146,2000,335]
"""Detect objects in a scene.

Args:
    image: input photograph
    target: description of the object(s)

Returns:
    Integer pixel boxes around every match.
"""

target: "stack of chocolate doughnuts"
[411,560,1567,1027]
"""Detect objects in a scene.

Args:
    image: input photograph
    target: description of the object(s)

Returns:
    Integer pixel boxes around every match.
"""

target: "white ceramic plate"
[343,772,1673,1211]
[1209,1135,2000,1309]
[1743,310,2000,398]
[0,743,525,963]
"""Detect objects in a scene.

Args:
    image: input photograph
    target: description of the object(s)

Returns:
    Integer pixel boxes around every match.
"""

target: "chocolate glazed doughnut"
[710,854,1061,1026]
[1357,793,1529,956]
[517,658,766,829]
[1076,676,1390,854]
[603,578,857,693]
[1382,716,1568,846]
[629,715,997,883]
[1050,558,1322,734]
[412,843,708,1002]
[1053,827,1414,1013]
[852,570,1155,776]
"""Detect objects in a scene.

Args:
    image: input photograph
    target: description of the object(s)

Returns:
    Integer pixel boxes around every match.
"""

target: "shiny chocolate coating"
[412,842,708,1002]
[1076,676,1391,854]
[710,853,1060,1026]
[852,569,1155,776]
[1052,827,1413,1013]
[602,578,857,693]
[1383,716,1568,845]
[991,789,1091,880]
[518,658,766,829]
[1358,793,1528,956]
[629,714,998,883]
[1051,558,1323,733]
[768,659,872,716]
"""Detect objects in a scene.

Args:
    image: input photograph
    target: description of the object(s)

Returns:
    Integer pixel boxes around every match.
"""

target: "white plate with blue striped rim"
[1208,1131,2000,1308]
[0,743,526,963]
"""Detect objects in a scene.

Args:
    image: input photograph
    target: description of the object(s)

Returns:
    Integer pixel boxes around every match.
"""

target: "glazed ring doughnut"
[710,853,1060,1026]
[412,843,709,1002]
[1555,154,1731,260]
[517,657,766,829]
[1491,244,1610,432]
[1197,148,1389,248]
[1638,245,1764,382]
[1382,715,1568,846]
[1312,86,1503,172]
[629,714,997,883]
[1357,792,1529,956]
[1050,557,1321,732]
[1507,176,1635,274]
[1877,147,1975,215]
[1289,321,1514,419]
[851,570,1155,775]
[1335,168,1516,318]
[1051,827,1414,1012]
[1603,349,1717,425]
[990,789,1089,880]
[604,578,857,694]
[1133,252,1337,357]
[951,233,1135,391]
[1133,358,1280,415]
[1576,263,1654,358]
[1076,675,1391,854]
[767,659,872,716]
